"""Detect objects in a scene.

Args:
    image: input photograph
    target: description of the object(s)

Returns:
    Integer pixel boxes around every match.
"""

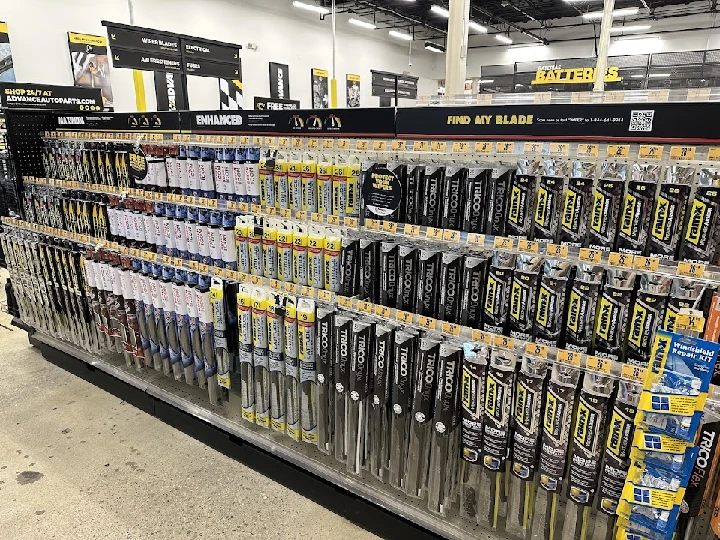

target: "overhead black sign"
[181,107,396,136]
[53,111,181,131]
[395,103,720,143]
[111,48,182,72]
[185,58,240,78]
[183,39,239,64]
[107,27,180,55]
[0,82,103,111]
[371,70,418,99]
[254,97,300,110]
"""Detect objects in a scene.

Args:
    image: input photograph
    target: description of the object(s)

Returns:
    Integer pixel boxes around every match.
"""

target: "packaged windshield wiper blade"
[396,245,418,312]
[210,276,231,403]
[506,160,540,238]
[267,293,287,434]
[459,344,489,523]
[626,274,672,367]
[534,259,574,348]
[427,343,463,515]
[460,254,489,330]
[483,252,515,335]
[559,162,596,247]
[369,323,394,482]
[334,314,354,463]
[506,355,547,538]
[405,164,424,226]
[389,330,416,491]
[237,284,255,423]
[298,298,317,445]
[252,288,271,429]
[463,166,491,235]
[477,348,516,529]
[565,264,604,354]
[380,241,398,308]
[488,168,511,236]
[588,164,627,251]
[662,279,705,334]
[405,337,441,499]
[648,166,694,260]
[509,254,543,341]
[681,167,720,264]
[358,238,378,303]
[438,252,463,324]
[617,164,661,256]
[562,374,614,540]
[316,307,334,454]
[339,236,359,298]
[347,319,374,475]
[422,164,445,229]
[442,166,466,231]
[534,160,570,243]
[284,296,301,441]
[593,269,637,362]
[530,363,581,540]
[415,248,441,319]
[385,161,407,223]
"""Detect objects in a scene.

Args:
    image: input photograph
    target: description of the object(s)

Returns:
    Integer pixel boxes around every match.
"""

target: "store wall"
[1,0,440,111]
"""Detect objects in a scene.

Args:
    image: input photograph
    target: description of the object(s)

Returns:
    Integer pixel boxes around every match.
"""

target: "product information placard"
[0,82,103,111]
[111,48,183,72]
[67,32,114,110]
[185,58,240,79]
[396,103,720,142]
[0,21,16,83]
[183,39,239,64]
[346,74,360,108]
[269,62,290,100]
[107,26,181,55]
[254,97,300,110]
[311,68,329,109]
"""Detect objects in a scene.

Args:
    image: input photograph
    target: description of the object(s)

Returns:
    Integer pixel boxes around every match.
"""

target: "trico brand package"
[681,168,720,263]
[415,248,441,318]
[389,330,418,491]
[487,168,512,236]
[422,164,446,229]
[442,165,467,231]
[593,269,637,362]
[564,264,604,353]
[482,251,515,335]
[617,164,662,256]
[508,254,543,341]
[460,253,489,329]
[404,164,425,226]
[438,252,463,324]
[462,166,491,235]
[396,245,418,312]
[588,163,627,251]
[533,259,573,348]
[506,160,541,238]
[559,161,596,247]
[648,166,694,260]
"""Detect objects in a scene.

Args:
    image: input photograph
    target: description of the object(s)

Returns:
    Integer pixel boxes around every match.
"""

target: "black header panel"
[53,111,181,131]
[181,108,396,136]
[395,102,720,143]
[0,83,104,111]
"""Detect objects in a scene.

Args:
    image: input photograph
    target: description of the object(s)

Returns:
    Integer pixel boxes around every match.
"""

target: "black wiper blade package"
[509,254,543,341]
[681,167,720,264]
[626,274,672,367]
[438,252,463,323]
[482,252,515,335]
[534,259,574,348]
[462,166,491,234]
[588,163,627,251]
[593,269,637,362]
[534,159,570,243]
[415,248,441,318]
[662,278,705,333]
[506,160,541,238]
[396,245,418,312]
[648,166,694,260]
[564,264,604,353]
[442,166,466,231]
[405,165,425,226]
[460,254,489,329]
[487,168,512,236]
[559,161,596,247]
[617,164,662,256]
[422,165,445,229]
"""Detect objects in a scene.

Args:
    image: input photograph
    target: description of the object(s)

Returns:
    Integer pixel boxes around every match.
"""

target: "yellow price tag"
[322,138,334,149]
[579,248,602,264]
[524,142,543,154]
[633,256,660,272]
[266,206,277,216]
[278,137,290,147]
[577,144,599,158]
[307,138,319,149]
[300,285,311,297]
[430,141,446,152]
[413,140,429,152]
[326,215,340,226]
[227,200,237,210]
[475,141,492,153]
[638,145,664,160]
[418,316,437,330]
[214,266,225,277]
[391,140,406,151]
[670,146,696,161]
[607,144,630,158]
[318,289,332,302]
[395,310,413,324]
[292,138,303,148]
[239,136,250,145]
[493,335,515,350]
[337,139,350,150]
[494,236,514,250]
[381,221,398,233]
[279,208,292,219]
[338,296,353,309]
[496,142,515,154]
[264,137,277,147]
[199,263,210,274]
[237,272,249,282]
[442,229,460,243]
[525,343,549,359]
[129,248,139,257]
[239,202,250,212]
[708,148,720,161]
[621,364,647,382]
[472,329,493,345]
[404,224,421,237]
[426,227,443,240]
[374,305,391,318]
[269,279,281,290]
[677,261,705,278]
[452,141,469,153]
[253,136,262,146]
[609,252,634,268]
[284,282,298,294]
[207,199,218,208]
[188,261,199,270]
[250,274,263,285]
[343,216,358,228]
[173,257,184,267]
[162,255,171,265]
[546,243,569,259]
[518,239,539,254]
[676,313,705,332]
[557,349,581,367]
[549,142,569,156]
[467,233,485,246]
[199,197,208,206]
[586,355,612,375]
[251,204,262,214]
[356,140,370,151]
[441,321,460,336]
[373,140,387,151]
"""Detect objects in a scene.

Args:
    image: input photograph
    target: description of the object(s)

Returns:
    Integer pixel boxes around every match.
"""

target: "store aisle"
[0,312,378,540]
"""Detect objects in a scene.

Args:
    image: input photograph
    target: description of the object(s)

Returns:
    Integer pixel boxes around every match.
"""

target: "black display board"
[53,111,181,131]
[0,82,103,111]
[254,97,300,110]
[269,62,290,99]
[395,103,720,143]
[371,70,418,100]
[181,107,396,136]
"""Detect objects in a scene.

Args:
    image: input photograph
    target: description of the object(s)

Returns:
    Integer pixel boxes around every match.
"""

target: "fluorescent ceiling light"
[631,73,670,78]
[425,41,445,53]
[292,1,330,15]
[389,30,413,41]
[348,17,376,29]
[509,43,543,49]
[496,34,513,44]
[479,79,494,83]
[564,0,602,2]
[610,24,651,33]
[468,21,488,33]
[515,83,523,86]
[583,7,639,19]
[431,5,450,17]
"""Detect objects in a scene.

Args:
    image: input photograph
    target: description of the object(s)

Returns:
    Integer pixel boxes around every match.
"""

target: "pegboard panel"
[5,110,54,178]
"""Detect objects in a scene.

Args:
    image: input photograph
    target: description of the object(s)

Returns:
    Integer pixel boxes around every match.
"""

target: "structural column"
[444,0,471,98]
[593,0,615,91]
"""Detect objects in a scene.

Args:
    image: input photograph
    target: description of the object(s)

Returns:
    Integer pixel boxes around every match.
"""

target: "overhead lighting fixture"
[389,30,413,41]
[564,0,603,2]
[431,5,450,17]
[292,1,330,15]
[424,41,446,53]
[348,17,376,30]
[496,34,513,44]
[631,73,670,78]
[468,21,488,33]
[479,79,495,84]
[583,7,639,19]
[610,24,651,33]
[508,42,544,49]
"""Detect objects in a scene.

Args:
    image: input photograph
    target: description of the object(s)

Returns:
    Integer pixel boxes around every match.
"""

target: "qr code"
[629,110,655,132]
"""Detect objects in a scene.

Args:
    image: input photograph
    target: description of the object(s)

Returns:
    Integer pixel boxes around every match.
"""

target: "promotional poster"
[219,77,244,110]
[346,74,360,108]
[0,22,15,83]
[269,62,290,100]
[154,71,188,111]
[67,32,114,109]
[311,68,329,109]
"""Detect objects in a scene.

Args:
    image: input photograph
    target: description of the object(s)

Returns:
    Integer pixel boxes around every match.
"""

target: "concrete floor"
[0,309,379,540]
